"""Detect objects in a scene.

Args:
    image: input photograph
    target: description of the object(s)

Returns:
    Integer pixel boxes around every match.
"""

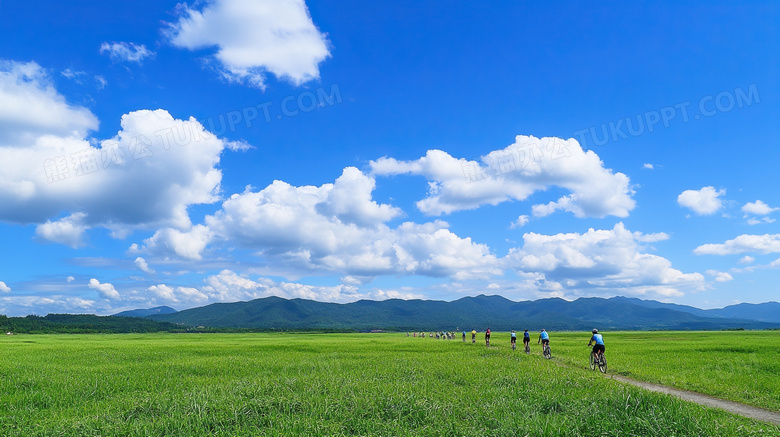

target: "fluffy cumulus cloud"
[0,281,10,293]
[742,200,777,225]
[505,223,704,298]
[0,61,232,243]
[0,60,98,148]
[510,215,529,229]
[99,42,154,63]
[677,186,725,215]
[146,284,208,304]
[88,278,120,300]
[742,200,778,215]
[121,270,423,309]
[0,295,97,317]
[134,257,154,274]
[167,0,330,89]
[200,270,423,304]
[370,135,635,218]
[34,212,89,248]
[132,225,213,261]
[694,234,780,255]
[706,270,733,282]
[135,167,499,279]
[738,256,755,264]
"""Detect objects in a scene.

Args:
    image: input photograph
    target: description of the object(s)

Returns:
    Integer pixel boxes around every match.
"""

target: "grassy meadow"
[1,331,778,436]
[542,330,780,412]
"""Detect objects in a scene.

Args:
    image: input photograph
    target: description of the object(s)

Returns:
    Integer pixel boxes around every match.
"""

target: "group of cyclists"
[410,328,607,364]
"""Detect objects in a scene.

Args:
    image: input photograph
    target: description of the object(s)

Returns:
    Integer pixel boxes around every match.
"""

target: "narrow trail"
[605,374,780,426]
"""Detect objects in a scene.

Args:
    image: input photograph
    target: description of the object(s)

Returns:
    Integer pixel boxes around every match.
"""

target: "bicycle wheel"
[525,344,530,354]
[544,346,551,359]
[598,355,607,373]
[589,353,596,370]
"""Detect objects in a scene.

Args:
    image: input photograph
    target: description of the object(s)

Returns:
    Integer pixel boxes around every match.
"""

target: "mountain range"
[130,295,780,331]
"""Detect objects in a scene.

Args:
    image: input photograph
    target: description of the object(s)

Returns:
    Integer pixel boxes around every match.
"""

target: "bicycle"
[524,342,530,354]
[590,350,607,373]
[511,340,516,351]
[542,343,551,359]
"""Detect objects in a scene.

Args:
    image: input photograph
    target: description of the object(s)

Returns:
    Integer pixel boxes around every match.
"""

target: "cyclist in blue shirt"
[522,329,531,348]
[538,329,549,347]
[588,329,605,358]
[510,330,517,348]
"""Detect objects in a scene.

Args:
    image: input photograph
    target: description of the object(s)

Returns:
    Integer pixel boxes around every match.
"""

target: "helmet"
[592,329,598,334]
[541,329,545,332]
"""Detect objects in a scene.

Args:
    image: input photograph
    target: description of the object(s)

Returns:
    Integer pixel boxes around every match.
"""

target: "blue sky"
[0,1,778,316]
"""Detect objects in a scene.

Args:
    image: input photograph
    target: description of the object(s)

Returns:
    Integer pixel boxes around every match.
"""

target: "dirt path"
[607,374,780,426]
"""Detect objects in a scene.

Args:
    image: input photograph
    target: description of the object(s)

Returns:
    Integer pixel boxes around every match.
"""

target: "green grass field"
[541,330,780,412]
[1,332,778,436]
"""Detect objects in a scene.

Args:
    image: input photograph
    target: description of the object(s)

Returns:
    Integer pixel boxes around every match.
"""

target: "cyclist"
[471,329,476,343]
[485,328,491,346]
[510,330,517,349]
[538,329,549,349]
[588,329,605,361]
[462,331,466,342]
[522,329,530,349]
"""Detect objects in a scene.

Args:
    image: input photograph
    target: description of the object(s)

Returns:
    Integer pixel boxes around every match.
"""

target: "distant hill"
[148,295,780,331]
[614,298,780,323]
[706,301,780,323]
[0,313,184,334]
[113,306,177,318]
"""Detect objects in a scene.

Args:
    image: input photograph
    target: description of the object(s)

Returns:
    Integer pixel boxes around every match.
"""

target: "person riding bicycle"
[522,329,530,348]
[510,330,517,348]
[471,329,476,343]
[588,329,605,359]
[485,328,491,346]
[538,329,549,347]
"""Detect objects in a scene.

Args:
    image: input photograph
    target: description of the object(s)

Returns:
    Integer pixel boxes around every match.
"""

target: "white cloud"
[746,217,776,225]
[706,270,733,282]
[35,212,89,247]
[694,234,780,255]
[167,0,330,89]
[0,61,231,243]
[198,270,422,304]
[677,186,725,215]
[505,223,704,298]
[643,163,654,170]
[134,257,155,274]
[742,200,778,225]
[738,256,755,264]
[0,60,98,148]
[0,295,97,317]
[370,135,635,218]
[633,231,670,243]
[147,284,208,304]
[99,42,154,63]
[88,278,120,300]
[134,225,213,261]
[510,215,529,229]
[197,169,500,279]
[61,69,86,83]
[314,167,403,227]
[0,281,10,293]
[742,200,778,216]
